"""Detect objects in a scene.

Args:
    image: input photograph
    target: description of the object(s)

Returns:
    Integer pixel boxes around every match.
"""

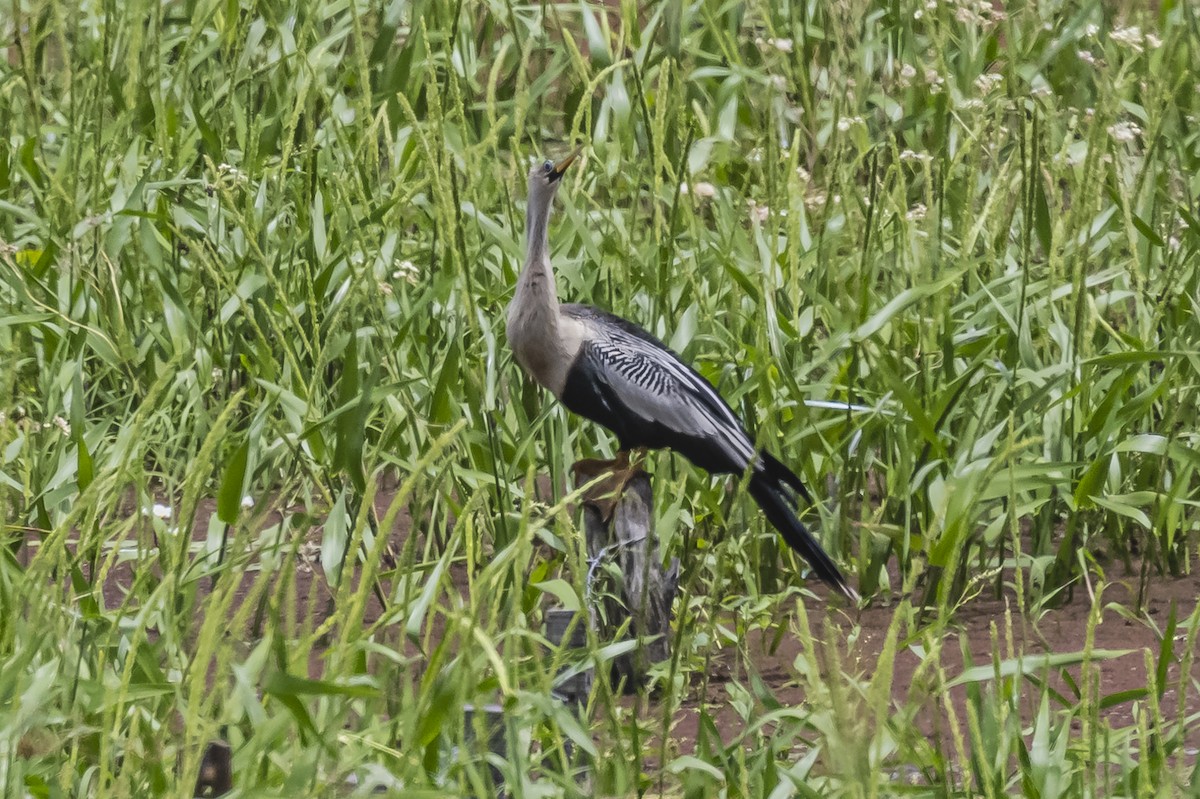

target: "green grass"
[3,0,1200,795]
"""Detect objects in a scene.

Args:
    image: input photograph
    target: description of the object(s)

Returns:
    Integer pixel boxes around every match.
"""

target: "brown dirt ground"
[666,573,1200,759]
[23,484,1200,769]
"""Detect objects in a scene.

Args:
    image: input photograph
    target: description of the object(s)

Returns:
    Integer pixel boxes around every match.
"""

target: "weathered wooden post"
[438,465,677,796]
[545,607,593,704]
[461,702,507,797]
[574,464,679,691]
[544,607,593,789]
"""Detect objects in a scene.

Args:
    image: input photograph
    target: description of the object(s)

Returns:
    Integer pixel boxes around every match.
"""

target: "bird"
[506,148,857,601]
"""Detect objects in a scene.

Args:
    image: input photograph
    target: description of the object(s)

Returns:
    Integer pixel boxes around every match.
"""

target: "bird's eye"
[543,160,554,174]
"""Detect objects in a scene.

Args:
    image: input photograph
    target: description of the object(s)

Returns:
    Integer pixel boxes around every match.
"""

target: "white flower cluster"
[1107,120,1142,143]
[1110,26,1162,52]
[143,503,173,520]
[9,411,73,435]
[926,68,945,94]
[974,72,1004,94]
[755,37,793,53]
[217,162,249,184]
[680,182,717,199]
[837,115,864,132]
[945,0,1006,27]
[804,192,828,211]
[392,259,419,285]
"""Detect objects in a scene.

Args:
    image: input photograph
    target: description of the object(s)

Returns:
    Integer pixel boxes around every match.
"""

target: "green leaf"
[872,357,946,459]
[668,755,726,780]
[1089,494,1152,529]
[1131,212,1165,247]
[320,493,350,587]
[406,546,451,643]
[0,312,55,327]
[669,302,700,354]
[594,639,639,663]
[312,188,327,261]
[1073,453,1110,509]
[428,335,461,425]
[1113,434,1168,455]
[533,579,581,612]
[76,439,93,492]
[70,566,100,618]
[332,332,370,492]
[1156,602,1177,699]
[1084,350,1197,366]
[264,672,378,699]
[948,649,1136,687]
[270,692,320,746]
[554,705,599,756]
[1098,688,1150,709]
[852,274,959,342]
[413,672,455,748]
[217,440,250,525]
[1033,172,1052,255]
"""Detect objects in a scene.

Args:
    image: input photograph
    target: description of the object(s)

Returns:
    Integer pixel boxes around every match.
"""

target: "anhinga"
[506,149,857,601]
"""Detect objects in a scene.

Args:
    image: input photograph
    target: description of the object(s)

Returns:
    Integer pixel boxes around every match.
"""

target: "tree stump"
[578,469,679,690]
[545,607,593,704]
[462,702,507,797]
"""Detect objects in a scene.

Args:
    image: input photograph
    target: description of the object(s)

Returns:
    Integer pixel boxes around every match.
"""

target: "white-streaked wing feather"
[585,326,756,467]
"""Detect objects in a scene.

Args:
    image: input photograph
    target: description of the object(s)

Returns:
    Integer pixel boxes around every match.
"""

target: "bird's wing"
[565,305,757,470]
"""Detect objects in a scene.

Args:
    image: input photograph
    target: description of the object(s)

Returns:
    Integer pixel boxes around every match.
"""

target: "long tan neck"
[513,197,558,321]
[506,187,584,396]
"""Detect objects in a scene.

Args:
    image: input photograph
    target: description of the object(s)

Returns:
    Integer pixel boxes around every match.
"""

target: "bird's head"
[527,147,581,207]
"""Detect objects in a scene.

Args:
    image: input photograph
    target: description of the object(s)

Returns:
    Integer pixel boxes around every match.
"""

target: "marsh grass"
[2,0,1200,795]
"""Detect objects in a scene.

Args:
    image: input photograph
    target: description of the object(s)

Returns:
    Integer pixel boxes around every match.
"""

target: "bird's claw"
[572,450,646,522]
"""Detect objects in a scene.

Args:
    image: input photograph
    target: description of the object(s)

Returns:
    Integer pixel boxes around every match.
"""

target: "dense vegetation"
[2,0,1199,795]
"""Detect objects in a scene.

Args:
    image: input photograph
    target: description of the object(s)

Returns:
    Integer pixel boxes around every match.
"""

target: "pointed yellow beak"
[551,146,583,179]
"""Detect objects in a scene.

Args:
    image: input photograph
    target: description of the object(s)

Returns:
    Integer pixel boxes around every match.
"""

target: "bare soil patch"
[25,486,1200,761]
[666,572,1200,757]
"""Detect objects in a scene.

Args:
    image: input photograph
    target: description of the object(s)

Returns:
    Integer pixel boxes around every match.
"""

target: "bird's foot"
[571,450,647,522]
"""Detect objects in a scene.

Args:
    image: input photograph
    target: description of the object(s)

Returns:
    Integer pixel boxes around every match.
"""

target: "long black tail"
[759,451,815,505]
[748,469,857,601]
